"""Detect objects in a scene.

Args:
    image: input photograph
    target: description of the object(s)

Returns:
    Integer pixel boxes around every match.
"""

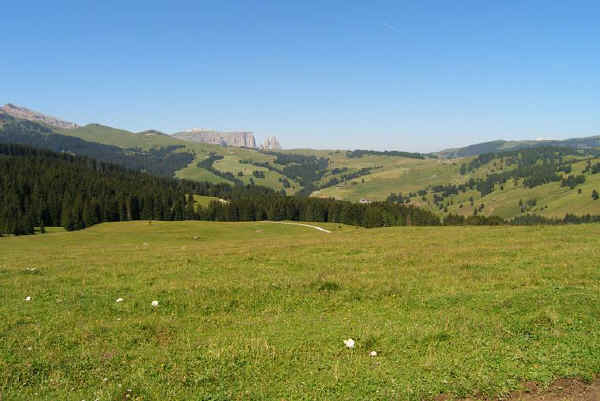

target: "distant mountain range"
[1,103,282,150]
[438,137,600,158]
[5,103,600,155]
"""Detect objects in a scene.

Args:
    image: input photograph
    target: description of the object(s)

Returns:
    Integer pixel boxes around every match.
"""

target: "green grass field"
[2,221,600,400]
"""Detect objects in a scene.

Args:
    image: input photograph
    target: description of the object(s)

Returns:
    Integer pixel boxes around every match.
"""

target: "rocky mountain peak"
[1,103,79,129]
[261,136,282,150]
[173,129,257,148]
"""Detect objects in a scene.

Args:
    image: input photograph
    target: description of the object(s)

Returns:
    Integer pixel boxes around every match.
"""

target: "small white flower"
[151,300,159,307]
[343,338,355,348]
[116,298,124,303]
[369,351,378,357]
[25,296,31,301]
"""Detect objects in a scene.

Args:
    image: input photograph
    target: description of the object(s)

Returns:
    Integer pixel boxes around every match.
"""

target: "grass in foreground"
[1,221,599,400]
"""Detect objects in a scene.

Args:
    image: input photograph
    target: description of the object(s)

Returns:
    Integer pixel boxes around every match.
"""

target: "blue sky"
[2,1,600,151]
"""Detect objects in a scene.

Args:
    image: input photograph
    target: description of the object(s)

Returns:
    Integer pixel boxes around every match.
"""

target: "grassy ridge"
[57,124,184,150]
[1,221,600,400]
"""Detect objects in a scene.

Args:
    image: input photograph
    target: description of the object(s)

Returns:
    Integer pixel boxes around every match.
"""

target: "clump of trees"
[561,174,586,189]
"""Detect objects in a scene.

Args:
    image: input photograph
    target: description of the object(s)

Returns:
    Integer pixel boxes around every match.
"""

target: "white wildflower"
[369,350,377,357]
[116,298,124,303]
[343,338,355,348]
[25,296,31,301]
[151,300,159,307]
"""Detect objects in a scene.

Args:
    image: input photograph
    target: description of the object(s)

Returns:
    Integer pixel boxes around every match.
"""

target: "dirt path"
[264,221,332,233]
[437,377,600,401]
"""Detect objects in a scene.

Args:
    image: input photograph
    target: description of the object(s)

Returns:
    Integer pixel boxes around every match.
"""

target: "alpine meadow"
[3,2,600,400]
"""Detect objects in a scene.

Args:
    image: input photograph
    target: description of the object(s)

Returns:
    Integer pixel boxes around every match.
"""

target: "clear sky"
[2,1,600,151]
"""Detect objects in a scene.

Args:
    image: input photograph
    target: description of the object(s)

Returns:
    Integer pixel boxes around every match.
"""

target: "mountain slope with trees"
[3,104,600,220]
[0,144,445,235]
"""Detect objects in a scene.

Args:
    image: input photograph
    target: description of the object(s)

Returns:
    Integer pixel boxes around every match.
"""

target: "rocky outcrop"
[173,129,256,148]
[1,103,79,129]
[261,136,282,150]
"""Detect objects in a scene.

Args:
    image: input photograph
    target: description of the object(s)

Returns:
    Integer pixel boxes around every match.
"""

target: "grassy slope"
[58,124,301,191]
[2,221,600,400]
[174,153,231,184]
[57,124,184,150]
[212,153,301,195]
[312,151,600,219]
[439,158,600,219]
[312,155,464,202]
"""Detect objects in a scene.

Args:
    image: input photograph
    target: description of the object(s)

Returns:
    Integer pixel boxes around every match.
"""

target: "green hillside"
[5,111,600,219]
[59,122,302,194]
[57,124,184,149]
[438,136,600,158]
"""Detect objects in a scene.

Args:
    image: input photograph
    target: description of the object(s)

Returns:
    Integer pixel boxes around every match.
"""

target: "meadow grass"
[1,221,600,400]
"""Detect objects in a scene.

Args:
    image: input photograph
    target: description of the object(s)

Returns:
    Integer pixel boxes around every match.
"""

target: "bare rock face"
[261,136,282,150]
[1,103,79,129]
[173,129,257,148]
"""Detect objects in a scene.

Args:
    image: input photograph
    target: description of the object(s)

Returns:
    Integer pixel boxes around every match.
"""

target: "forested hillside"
[0,144,444,235]
[385,147,600,219]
